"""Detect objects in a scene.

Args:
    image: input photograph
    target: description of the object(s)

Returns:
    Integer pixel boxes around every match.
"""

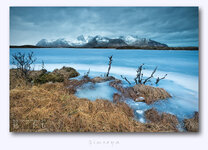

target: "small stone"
[135,97,145,102]
[136,110,144,115]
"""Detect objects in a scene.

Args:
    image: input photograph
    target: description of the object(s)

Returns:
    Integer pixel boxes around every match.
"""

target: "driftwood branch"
[41,60,45,70]
[134,63,144,84]
[155,74,167,84]
[84,68,90,77]
[121,75,131,85]
[143,67,157,84]
[106,55,113,77]
[134,64,167,85]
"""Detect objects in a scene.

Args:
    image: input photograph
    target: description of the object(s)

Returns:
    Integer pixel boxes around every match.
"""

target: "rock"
[113,93,122,103]
[33,72,65,84]
[135,97,145,102]
[32,67,80,84]
[183,112,199,132]
[29,69,47,79]
[91,77,103,83]
[91,76,115,83]
[52,66,79,79]
[64,78,91,94]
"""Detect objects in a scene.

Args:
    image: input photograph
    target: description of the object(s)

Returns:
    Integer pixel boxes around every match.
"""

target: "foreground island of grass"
[10,67,198,132]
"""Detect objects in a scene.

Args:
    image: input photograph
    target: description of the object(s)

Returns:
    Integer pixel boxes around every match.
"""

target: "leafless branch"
[84,68,90,77]
[155,74,167,84]
[143,67,157,84]
[121,75,131,85]
[41,60,45,70]
[134,63,144,84]
[106,55,113,77]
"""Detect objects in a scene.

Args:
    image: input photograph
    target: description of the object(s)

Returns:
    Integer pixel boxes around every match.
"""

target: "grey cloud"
[10,7,198,46]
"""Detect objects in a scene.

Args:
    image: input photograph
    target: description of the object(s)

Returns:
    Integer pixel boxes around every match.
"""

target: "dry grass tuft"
[109,80,171,105]
[183,112,199,132]
[10,69,32,90]
[133,84,171,104]
[145,108,179,132]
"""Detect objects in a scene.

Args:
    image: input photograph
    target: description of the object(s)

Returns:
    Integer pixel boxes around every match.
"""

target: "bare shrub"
[11,51,36,82]
[121,64,167,85]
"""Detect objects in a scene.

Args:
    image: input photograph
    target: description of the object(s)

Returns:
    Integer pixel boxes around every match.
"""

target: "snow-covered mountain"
[119,35,139,45]
[119,35,168,47]
[36,38,71,47]
[70,35,94,46]
[84,35,128,48]
[36,35,168,48]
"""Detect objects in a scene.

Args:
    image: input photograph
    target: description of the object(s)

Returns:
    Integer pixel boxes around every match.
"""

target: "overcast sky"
[10,7,198,47]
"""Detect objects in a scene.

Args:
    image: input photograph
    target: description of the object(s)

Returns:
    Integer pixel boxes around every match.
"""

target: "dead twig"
[155,74,167,84]
[143,67,157,84]
[106,55,113,77]
[84,68,90,78]
[121,75,131,85]
[134,63,144,84]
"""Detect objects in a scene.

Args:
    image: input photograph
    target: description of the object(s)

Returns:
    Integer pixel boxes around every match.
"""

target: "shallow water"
[10,48,199,122]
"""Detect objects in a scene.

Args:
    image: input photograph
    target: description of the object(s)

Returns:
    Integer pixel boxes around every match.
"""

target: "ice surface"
[75,81,117,101]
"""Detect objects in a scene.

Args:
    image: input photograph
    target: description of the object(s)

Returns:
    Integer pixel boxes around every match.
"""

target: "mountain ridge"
[35,35,168,48]
[10,35,199,50]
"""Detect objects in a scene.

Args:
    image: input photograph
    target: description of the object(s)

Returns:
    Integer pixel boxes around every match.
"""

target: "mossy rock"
[52,66,79,79]
[34,72,64,84]
[29,69,47,80]
[33,67,79,84]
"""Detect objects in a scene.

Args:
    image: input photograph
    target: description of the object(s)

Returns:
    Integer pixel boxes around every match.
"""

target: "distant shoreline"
[10,45,199,51]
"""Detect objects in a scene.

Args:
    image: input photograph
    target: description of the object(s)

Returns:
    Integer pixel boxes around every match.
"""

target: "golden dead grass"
[183,112,199,132]
[10,82,178,132]
[145,108,179,132]
[109,80,171,104]
[10,69,31,90]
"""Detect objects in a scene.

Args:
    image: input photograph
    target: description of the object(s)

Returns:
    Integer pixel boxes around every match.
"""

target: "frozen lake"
[10,48,199,123]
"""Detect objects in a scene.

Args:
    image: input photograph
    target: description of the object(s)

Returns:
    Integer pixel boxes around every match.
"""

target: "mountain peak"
[77,35,86,42]
[36,38,70,47]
